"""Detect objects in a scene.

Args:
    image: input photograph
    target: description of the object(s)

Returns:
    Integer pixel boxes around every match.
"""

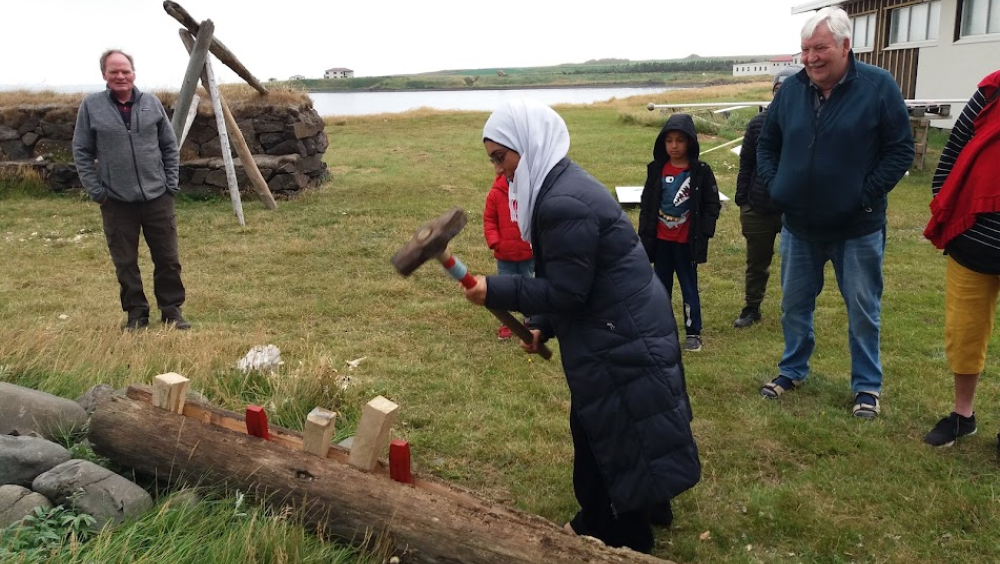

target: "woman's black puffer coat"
[486,158,701,512]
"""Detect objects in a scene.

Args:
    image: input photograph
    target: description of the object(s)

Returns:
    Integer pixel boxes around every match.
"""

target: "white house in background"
[790,0,1000,126]
[324,67,354,79]
[732,54,803,77]
[289,75,306,80]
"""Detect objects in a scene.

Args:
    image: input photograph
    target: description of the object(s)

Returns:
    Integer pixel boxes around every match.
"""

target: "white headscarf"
[482,99,570,243]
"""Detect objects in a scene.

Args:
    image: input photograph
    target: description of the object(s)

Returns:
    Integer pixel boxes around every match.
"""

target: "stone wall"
[0,100,329,197]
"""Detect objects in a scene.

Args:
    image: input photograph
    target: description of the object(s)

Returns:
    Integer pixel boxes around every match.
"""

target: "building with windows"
[324,68,354,79]
[732,55,803,77]
[791,0,1000,121]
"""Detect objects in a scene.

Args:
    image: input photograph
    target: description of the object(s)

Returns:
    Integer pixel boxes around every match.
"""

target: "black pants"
[100,194,185,320]
[739,205,783,310]
[568,408,654,553]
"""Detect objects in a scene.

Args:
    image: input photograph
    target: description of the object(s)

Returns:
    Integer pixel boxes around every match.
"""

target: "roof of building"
[790,0,847,15]
[325,67,353,72]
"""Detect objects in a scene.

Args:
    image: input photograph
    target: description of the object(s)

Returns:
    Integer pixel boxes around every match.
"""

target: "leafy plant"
[1,505,96,555]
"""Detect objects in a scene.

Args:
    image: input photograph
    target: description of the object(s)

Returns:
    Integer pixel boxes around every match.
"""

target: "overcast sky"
[3,0,815,90]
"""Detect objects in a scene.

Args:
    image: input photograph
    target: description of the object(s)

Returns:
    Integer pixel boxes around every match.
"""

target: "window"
[961,0,1000,37]
[852,13,877,49]
[890,1,941,45]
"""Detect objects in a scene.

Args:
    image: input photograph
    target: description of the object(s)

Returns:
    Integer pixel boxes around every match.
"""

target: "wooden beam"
[302,407,336,457]
[202,54,245,226]
[182,154,298,169]
[177,93,200,147]
[90,392,673,564]
[151,373,190,413]
[163,1,269,95]
[170,19,214,141]
[179,30,277,211]
[348,396,398,472]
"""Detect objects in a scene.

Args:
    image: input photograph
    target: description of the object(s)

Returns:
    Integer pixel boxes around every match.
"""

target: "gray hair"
[100,49,135,73]
[801,7,852,44]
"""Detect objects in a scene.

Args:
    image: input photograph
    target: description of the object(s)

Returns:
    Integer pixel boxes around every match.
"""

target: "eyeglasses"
[489,149,510,166]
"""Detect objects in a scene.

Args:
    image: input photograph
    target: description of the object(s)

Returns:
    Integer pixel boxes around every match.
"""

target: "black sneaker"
[684,335,703,352]
[733,306,761,328]
[124,317,149,332]
[924,412,977,447]
[162,315,192,330]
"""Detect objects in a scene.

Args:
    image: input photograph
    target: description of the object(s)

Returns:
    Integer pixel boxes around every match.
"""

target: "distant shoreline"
[304,82,683,94]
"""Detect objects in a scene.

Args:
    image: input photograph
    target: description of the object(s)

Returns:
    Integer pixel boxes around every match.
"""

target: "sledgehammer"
[390,208,552,360]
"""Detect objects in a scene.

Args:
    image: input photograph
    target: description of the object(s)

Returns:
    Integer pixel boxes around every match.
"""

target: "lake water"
[309,86,676,117]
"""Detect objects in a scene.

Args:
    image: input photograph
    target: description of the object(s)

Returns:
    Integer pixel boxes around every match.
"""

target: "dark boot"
[162,313,191,330]
[733,306,761,328]
[124,316,149,332]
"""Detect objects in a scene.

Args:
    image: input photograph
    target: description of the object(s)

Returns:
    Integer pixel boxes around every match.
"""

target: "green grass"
[2,84,998,563]
[0,490,377,564]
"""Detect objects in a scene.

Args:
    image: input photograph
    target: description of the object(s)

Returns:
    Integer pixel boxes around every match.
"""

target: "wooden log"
[302,407,336,457]
[121,385,462,500]
[163,1,269,95]
[348,396,398,471]
[179,30,277,210]
[170,19,214,141]
[183,154,298,169]
[88,391,672,564]
[151,373,190,413]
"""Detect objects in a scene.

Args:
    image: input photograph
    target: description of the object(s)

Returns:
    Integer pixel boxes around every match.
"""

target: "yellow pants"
[945,256,1000,375]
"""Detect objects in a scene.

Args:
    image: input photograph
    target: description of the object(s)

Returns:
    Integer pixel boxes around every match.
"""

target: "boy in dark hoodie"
[639,114,721,352]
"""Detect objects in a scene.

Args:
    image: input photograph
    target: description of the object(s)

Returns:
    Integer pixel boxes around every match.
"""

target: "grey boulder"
[0,435,71,487]
[32,460,152,530]
[0,382,88,439]
[0,484,52,528]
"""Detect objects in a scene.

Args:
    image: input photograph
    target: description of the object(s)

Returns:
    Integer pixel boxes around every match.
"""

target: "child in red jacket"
[484,173,534,339]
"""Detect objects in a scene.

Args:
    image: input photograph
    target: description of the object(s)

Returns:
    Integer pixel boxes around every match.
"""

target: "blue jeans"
[652,241,701,336]
[497,259,534,277]
[778,227,885,393]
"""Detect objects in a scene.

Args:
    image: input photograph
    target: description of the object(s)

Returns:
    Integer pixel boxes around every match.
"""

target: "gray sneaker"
[684,335,702,352]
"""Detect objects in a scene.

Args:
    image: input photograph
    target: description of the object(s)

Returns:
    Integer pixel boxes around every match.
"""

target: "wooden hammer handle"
[488,309,553,360]
[441,253,553,360]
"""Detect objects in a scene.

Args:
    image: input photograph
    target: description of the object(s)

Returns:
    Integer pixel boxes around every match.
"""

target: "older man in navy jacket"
[756,7,913,418]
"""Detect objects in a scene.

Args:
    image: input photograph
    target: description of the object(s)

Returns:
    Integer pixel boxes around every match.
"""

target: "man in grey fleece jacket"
[72,49,189,331]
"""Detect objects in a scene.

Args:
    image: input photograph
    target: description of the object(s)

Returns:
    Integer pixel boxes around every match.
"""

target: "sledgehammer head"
[391,208,468,276]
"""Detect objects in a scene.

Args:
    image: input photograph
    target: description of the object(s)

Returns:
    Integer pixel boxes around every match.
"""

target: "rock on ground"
[0,382,88,439]
[32,459,152,530]
[0,484,53,528]
[0,435,71,487]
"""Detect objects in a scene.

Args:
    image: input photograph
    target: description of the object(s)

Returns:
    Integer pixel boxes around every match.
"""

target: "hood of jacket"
[653,113,700,163]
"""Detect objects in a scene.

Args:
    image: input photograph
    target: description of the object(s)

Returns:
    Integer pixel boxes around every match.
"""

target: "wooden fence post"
[179,30,277,211]
[202,54,245,226]
[170,19,214,141]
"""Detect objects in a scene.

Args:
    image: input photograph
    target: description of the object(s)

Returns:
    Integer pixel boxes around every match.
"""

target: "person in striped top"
[922,69,1000,447]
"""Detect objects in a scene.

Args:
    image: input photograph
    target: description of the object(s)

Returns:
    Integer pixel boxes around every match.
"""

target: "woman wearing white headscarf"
[465,99,700,553]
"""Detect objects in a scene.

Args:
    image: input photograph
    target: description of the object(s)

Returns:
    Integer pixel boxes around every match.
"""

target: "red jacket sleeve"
[483,176,504,250]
